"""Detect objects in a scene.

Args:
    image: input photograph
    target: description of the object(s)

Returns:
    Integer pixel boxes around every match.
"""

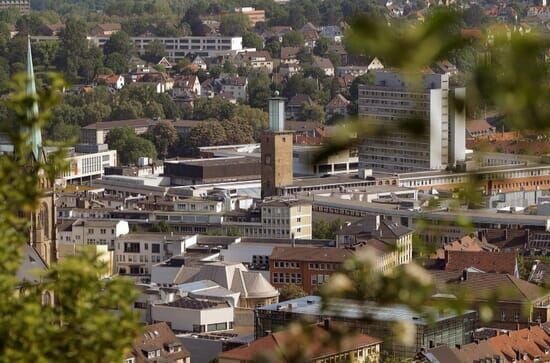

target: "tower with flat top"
[261,92,293,198]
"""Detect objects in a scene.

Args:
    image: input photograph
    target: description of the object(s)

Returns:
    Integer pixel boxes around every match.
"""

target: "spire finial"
[26,35,41,160]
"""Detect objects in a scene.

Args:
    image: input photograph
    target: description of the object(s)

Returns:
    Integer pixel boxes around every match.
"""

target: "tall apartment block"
[261,94,293,198]
[358,70,466,173]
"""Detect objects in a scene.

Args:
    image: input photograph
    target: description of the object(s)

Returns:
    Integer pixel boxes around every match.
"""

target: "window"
[152,244,160,253]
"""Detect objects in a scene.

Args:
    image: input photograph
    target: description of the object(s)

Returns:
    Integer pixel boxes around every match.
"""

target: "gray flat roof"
[259,296,474,325]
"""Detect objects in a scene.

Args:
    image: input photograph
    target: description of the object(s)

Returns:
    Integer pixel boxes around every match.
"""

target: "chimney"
[323,319,330,330]
[291,233,295,248]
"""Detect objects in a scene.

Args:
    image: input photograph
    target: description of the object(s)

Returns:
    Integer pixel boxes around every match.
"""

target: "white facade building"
[358,70,466,173]
[115,233,198,276]
[151,297,234,333]
[60,146,117,184]
[58,219,129,250]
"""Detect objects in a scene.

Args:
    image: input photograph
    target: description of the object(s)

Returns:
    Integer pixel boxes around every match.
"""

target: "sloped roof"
[174,261,278,300]
[467,118,496,134]
[326,94,349,109]
[280,47,301,59]
[130,322,190,362]
[529,261,550,287]
[219,325,381,362]
[313,56,334,70]
[17,244,48,285]
[95,23,121,32]
[444,251,517,275]
[288,94,313,107]
[429,270,548,303]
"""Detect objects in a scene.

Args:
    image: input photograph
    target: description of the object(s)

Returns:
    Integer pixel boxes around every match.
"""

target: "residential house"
[156,56,173,70]
[467,118,497,138]
[134,72,174,93]
[430,270,550,329]
[313,56,334,76]
[286,94,314,120]
[125,322,191,363]
[327,44,348,66]
[301,23,319,48]
[235,51,273,72]
[431,235,498,260]
[127,55,149,73]
[320,25,344,43]
[326,94,349,119]
[192,55,208,70]
[172,75,201,97]
[432,60,458,75]
[95,74,125,90]
[200,78,216,98]
[40,23,64,36]
[89,23,121,37]
[419,324,550,363]
[280,47,301,64]
[279,63,301,77]
[221,76,248,101]
[219,324,382,363]
[234,7,266,26]
[441,250,519,277]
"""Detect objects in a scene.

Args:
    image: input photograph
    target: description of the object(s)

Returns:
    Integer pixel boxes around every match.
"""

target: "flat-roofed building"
[255,296,477,359]
[358,70,466,172]
[164,157,261,185]
[81,118,158,144]
[0,0,29,14]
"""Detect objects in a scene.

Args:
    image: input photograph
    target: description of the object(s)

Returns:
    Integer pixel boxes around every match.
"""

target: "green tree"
[56,17,88,82]
[0,74,140,361]
[313,219,343,239]
[33,40,59,69]
[186,120,228,155]
[111,100,144,120]
[314,37,330,56]
[103,30,133,58]
[105,126,157,165]
[219,13,250,36]
[221,117,255,144]
[105,52,128,74]
[143,40,166,63]
[223,60,237,74]
[282,30,304,47]
[243,31,263,50]
[144,101,165,119]
[144,120,179,159]
[151,220,172,233]
[300,103,325,123]
[279,284,308,301]
[247,72,272,109]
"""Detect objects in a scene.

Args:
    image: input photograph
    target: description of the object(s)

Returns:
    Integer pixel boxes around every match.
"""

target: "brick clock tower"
[261,92,293,198]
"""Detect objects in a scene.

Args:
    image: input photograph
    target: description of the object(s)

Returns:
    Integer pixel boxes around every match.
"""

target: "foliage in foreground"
[0,73,139,362]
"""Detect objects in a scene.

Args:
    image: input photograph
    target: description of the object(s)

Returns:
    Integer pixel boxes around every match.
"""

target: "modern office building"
[358,70,466,173]
[255,296,477,359]
[31,35,243,61]
[261,94,294,198]
[59,144,117,184]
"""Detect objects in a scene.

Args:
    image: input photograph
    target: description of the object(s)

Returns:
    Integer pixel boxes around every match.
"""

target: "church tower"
[25,37,57,265]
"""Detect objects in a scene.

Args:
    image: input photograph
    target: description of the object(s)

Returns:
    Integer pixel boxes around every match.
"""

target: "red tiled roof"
[326,94,349,109]
[444,250,517,275]
[219,325,381,362]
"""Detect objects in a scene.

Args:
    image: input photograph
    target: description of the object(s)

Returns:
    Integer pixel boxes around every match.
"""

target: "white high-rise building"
[358,70,465,173]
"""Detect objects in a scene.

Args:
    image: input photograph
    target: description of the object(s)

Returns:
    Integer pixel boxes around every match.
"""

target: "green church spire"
[26,36,41,160]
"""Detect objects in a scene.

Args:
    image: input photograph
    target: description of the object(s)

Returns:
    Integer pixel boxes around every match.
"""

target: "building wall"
[261,132,293,198]
[151,304,234,332]
[62,150,117,183]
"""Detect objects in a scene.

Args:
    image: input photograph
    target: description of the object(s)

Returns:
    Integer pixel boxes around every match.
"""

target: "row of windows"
[273,261,300,269]
[309,263,340,271]
[272,272,302,284]
[87,228,115,234]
